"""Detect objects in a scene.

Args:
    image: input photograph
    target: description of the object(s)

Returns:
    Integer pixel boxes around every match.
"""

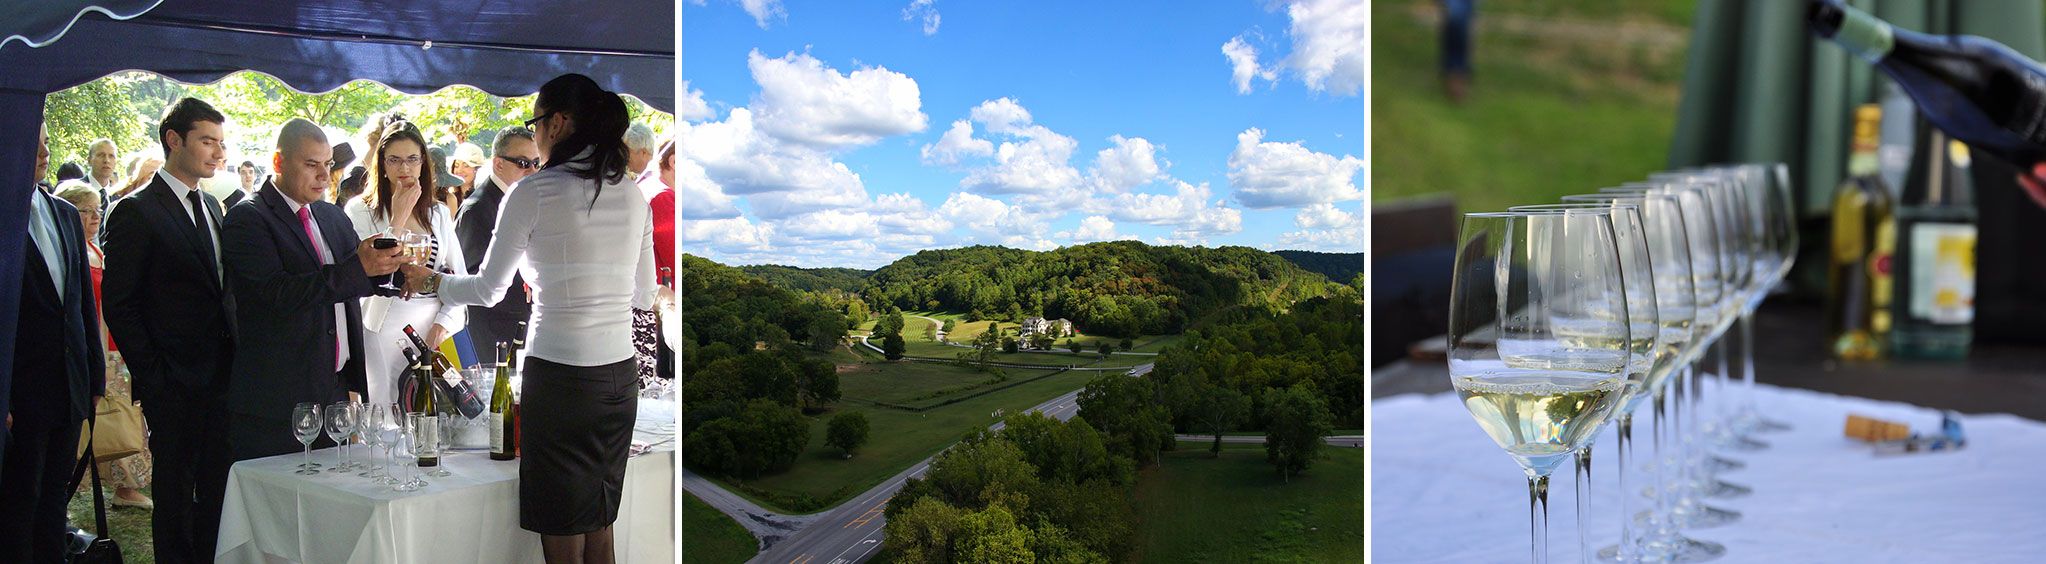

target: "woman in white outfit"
[346,118,467,406]
[401,74,653,564]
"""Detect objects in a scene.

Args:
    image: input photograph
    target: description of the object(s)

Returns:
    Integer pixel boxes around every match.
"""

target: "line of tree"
[860,242,1343,339]
[680,255,849,481]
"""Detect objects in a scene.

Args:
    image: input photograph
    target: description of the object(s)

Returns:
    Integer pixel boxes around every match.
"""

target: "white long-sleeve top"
[344,197,469,334]
[437,153,656,367]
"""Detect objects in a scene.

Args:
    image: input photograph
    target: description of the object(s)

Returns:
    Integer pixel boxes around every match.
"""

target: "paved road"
[1175,433,1367,448]
[682,467,819,547]
[744,362,1153,564]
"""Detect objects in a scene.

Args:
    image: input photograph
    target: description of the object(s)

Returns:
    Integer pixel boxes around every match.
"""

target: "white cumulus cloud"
[1088,135,1165,193]
[1222,35,1277,94]
[677,81,715,122]
[1275,202,1365,251]
[921,120,994,166]
[1226,128,1363,209]
[1059,215,1122,244]
[748,50,929,149]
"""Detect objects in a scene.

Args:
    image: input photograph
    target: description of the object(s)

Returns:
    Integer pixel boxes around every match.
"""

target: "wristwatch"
[423,271,444,294]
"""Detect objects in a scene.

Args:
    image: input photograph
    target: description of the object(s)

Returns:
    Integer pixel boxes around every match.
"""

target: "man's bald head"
[277,118,328,159]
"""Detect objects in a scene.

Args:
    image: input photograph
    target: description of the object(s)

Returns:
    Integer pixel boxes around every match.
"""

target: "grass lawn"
[683,492,758,564]
[715,365,1108,513]
[1131,442,1364,563]
[1372,0,1693,214]
[67,485,154,562]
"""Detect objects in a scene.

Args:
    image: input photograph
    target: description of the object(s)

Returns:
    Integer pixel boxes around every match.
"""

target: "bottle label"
[1909,223,1976,324]
[1870,218,1896,333]
[490,413,506,453]
[416,416,440,464]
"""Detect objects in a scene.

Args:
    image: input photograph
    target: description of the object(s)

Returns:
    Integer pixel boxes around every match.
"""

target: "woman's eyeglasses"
[497,156,542,170]
[384,155,424,169]
[523,111,556,128]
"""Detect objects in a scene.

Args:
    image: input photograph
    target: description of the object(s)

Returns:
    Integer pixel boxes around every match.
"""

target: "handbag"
[76,394,146,463]
[68,420,125,564]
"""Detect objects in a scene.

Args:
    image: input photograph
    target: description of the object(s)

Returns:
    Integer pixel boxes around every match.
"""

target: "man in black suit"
[100,97,237,564]
[221,118,404,461]
[456,126,542,348]
[1,124,106,563]
[223,160,259,208]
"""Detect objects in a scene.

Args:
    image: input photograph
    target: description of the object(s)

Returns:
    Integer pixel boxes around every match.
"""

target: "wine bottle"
[1890,125,1978,360]
[409,349,440,467]
[1828,104,1894,361]
[509,322,525,458]
[489,342,517,461]
[1808,0,2046,168]
[401,325,486,418]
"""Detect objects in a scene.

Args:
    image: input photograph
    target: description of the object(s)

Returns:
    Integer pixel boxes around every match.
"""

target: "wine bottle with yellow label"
[1890,124,1977,359]
[1828,104,1894,360]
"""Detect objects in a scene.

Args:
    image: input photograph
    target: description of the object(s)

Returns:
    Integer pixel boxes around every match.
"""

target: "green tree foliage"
[684,399,808,479]
[875,309,907,339]
[801,358,841,410]
[1118,337,1133,351]
[1193,385,1250,456]
[972,327,1002,368]
[807,313,848,352]
[1095,342,1113,357]
[1262,385,1335,482]
[681,254,861,371]
[1001,337,1019,354]
[886,496,967,564]
[1076,375,1174,465]
[734,264,871,294]
[1066,339,1083,354]
[882,334,907,361]
[1272,250,1364,283]
[861,242,1344,339]
[825,411,870,457]
[1146,293,1364,431]
[884,418,1127,563]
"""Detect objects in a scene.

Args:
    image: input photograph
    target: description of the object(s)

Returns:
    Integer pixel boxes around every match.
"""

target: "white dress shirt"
[438,151,656,367]
[158,169,222,280]
[285,194,351,372]
[27,190,66,290]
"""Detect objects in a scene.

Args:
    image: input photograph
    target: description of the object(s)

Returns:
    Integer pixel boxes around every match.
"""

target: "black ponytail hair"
[535,73,631,208]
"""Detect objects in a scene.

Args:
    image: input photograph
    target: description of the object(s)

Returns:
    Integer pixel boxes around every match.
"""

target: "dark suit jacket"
[223,189,248,208]
[100,174,236,406]
[456,176,530,346]
[13,190,107,423]
[219,183,374,435]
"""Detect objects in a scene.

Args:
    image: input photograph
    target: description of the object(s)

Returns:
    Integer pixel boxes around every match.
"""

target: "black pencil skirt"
[519,356,639,535]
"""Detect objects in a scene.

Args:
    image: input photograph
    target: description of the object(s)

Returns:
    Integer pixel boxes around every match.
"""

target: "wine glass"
[291,403,323,475]
[1449,210,1634,564]
[377,404,407,488]
[358,404,387,481]
[1561,192,1703,562]
[1509,202,1665,564]
[397,412,432,492]
[325,401,356,473]
[1734,163,1798,433]
[402,232,432,267]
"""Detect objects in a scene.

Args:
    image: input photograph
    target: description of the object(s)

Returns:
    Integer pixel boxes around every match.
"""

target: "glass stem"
[1575,445,1592,564]
[1616,413,1635,561]
[1673,364,1694,511]
[1714,340,1730,428]
[1739,311,1757,418]
[1529,471,1552,564]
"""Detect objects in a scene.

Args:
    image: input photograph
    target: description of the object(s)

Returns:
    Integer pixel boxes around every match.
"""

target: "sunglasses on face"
[523,111,556,128]
[498,155,542,170]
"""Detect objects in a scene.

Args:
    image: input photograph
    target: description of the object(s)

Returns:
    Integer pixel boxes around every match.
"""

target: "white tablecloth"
[1372,383,2046,563]
[216,401,676,563]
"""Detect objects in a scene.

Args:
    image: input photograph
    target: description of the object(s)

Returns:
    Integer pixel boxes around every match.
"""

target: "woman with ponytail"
[400,74,654,564]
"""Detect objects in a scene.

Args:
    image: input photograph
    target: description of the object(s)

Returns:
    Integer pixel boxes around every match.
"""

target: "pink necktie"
[299,207,341,372]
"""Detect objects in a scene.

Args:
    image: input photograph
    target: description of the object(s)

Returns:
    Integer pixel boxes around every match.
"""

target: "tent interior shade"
[0,0,675,462]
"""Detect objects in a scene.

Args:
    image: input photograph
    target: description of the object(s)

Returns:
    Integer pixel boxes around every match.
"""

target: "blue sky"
[679,0,1363,268]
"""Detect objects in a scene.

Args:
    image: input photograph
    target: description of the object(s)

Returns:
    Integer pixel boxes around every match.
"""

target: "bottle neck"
[1829,4,1896,63]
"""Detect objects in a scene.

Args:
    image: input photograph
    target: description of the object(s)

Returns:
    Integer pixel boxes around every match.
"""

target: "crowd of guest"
[6,73,675,563]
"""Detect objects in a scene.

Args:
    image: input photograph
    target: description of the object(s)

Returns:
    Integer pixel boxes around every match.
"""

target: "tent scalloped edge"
[0,0,162,50]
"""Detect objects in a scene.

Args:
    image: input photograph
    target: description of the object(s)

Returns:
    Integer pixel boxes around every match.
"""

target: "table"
[1372,383,2046,563]
[215,401,676,563]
